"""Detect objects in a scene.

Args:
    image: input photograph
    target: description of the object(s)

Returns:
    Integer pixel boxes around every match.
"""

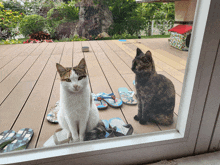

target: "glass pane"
[0,0,197,153]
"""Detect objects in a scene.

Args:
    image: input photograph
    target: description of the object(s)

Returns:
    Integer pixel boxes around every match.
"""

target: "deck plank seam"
[0,44,32,69]
[0,43,48,106]
[35,43,66,148]
[9,43,57,131]
[94,41,135,124]
[0,44,47,83]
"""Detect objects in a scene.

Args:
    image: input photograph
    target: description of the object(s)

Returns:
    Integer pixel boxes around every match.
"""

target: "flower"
[20,13,22,15]
[1,18,3,20]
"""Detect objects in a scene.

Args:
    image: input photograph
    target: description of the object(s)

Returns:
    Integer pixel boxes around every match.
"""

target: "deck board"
[11,55,62,149]
[0,38,187,150]
[37,42,73,148]
[0,56,38,104]
[52,42,65,55]
[130,40,186,70]
[0,56,26,82]
[0,45,12,54]
[83,41,125,122]
[0,44,20,57]
[0,44,30,68]
[118,40,185,83]
[0,43,57,142]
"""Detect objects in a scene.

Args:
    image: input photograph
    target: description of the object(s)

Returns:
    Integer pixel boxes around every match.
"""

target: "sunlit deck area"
[0,38,188,150]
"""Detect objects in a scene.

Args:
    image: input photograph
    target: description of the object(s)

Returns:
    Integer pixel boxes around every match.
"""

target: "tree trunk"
[147,21,152,36]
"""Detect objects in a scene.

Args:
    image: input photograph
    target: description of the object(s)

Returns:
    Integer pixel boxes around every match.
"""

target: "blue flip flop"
[47,100,59,124]
[3,128,34,153]
[133,80,136,86]
[97,93,123,108]
[92,93,108,110]
[118,87,137,105]
[0,130,16,150]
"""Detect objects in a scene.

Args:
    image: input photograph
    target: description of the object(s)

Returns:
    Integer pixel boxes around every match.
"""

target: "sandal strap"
[98,93,116,103]
[119,91,134,98]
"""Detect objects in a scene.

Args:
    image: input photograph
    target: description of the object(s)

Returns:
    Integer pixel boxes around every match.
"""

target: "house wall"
[175,0,197,22]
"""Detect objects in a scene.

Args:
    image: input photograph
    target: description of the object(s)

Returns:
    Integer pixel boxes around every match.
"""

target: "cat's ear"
[145,50,152,60]
[56,63,66,76]
[136,48,143,57]
[78,58,86,69]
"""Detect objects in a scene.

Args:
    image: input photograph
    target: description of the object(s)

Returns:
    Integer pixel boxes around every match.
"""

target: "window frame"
[1,0,219,164]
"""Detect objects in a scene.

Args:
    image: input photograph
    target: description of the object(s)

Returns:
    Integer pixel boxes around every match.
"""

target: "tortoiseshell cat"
[132,48,175,125]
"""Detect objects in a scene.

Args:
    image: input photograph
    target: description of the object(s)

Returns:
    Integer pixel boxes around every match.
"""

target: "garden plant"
[0,0,175,45]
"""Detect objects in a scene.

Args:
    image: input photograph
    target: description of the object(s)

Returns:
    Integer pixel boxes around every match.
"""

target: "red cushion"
[168,25,192,34]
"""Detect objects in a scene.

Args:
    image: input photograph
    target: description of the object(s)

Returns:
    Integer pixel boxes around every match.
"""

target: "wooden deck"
[0,38,188,150]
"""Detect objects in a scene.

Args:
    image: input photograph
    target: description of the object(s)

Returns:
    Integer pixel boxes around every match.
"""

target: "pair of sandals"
[92,92,123,110]
[0,128,34,153]
[43,117,133,147]
[46,87,137,124]
[92,88,137,110]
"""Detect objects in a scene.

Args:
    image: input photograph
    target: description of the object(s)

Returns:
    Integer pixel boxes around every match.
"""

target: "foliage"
[37,0,56,18]
[0,35,170,44]
[94,0,144,35]
[94,0,174,36]
[46,1,79,38]
[19,15,46,37]
[0,38,22,45]
[106,0,142,35]
[0,3,25,39]
[154,2,175,35]
[22,0,43,15]
[1,0,25,13]
[54,35,88,42]
[0,2,4,10]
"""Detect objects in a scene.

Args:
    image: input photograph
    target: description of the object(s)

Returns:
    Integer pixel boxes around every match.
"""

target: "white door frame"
[1,0,219,164]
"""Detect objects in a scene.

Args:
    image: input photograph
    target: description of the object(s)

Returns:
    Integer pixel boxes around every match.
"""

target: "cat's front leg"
[79,119,87,141]
[65,118,79,142]
[139,102,150,125]
[134,95,142,121]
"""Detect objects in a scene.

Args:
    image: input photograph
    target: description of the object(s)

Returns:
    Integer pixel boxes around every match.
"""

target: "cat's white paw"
[79,135,85,142]
[71,137,80,143]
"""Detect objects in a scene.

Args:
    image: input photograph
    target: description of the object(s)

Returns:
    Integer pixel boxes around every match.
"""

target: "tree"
[154,2,175,35]
[94,0,146,35]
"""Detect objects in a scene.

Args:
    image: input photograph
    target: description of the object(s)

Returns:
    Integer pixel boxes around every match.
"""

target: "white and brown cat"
[56,58,99,142]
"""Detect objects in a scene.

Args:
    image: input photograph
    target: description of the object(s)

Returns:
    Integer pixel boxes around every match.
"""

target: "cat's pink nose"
[73,85,78,90]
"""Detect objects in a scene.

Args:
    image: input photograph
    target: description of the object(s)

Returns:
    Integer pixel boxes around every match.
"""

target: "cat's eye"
[78,76,86,80]
[66,78,71,82]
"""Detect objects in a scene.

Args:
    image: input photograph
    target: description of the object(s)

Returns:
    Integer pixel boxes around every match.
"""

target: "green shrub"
[46,1,79,38]
[0,2,25,39]
[0,2,4,10]
[58,35,88,42]
[19,14,46,37]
